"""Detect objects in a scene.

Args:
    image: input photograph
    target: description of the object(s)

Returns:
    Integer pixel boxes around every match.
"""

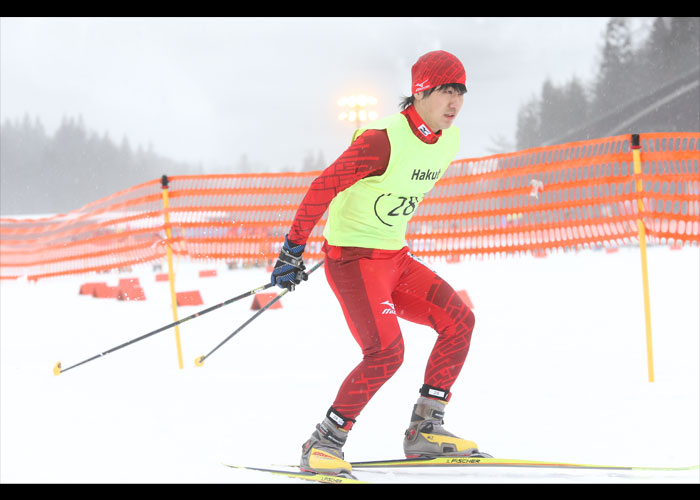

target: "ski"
[350,456,700,472]
[223,463,368,484]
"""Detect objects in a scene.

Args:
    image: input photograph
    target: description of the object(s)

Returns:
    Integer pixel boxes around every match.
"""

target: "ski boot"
[403,394,490,458]
[300,415,353,476]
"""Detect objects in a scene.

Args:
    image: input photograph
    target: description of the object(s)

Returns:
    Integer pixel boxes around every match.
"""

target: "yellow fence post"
[631,134,654,382]
[161,175,185,370]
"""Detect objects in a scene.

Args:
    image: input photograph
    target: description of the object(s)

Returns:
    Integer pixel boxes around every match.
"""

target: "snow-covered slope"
[1,246,698,483]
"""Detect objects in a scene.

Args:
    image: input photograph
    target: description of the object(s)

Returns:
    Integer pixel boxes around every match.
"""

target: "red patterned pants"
[323,243,475,428]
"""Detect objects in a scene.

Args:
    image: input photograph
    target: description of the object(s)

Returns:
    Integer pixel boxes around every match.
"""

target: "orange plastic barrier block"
[79,282,106,295]
[251,293,282,310]
[456,289,474,310]
[119,278,140,288]
[118,286,146,301]
[92,283,119,298]
[176,291,203,306]
[199,270,217,278]
[155,273,169,282]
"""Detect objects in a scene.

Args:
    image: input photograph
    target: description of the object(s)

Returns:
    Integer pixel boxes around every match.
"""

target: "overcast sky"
[1,17,654,172]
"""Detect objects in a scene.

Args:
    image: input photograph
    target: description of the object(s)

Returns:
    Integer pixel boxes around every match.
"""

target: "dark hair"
[399,83,467,110]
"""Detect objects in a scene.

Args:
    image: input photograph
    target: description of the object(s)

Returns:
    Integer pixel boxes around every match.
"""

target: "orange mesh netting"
[412,132,699,259]
[1,132,698,281]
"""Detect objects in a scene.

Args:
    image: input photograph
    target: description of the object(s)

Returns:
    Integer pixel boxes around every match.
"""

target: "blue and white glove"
[270,235,308,291]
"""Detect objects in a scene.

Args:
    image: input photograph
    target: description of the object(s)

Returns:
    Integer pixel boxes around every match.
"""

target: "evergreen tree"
[515,96,542,150]
[0,115,50,214]
[563,77,590,130]
[538,79,564,144]
[666,17,700,88]
[301,149,326,171]
[592,17,634,116]
[0,115,203,215]
[514,16,699,149]
[640,17,671,94]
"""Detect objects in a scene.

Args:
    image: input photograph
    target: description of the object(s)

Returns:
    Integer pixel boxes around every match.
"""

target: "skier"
[270,50,485,476]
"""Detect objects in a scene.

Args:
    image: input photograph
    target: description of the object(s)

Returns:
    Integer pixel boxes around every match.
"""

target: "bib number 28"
[374,194,421,227]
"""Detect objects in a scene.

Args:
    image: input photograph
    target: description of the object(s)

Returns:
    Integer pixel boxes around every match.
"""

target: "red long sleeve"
[287,129,391,245]
[287,105,442,246]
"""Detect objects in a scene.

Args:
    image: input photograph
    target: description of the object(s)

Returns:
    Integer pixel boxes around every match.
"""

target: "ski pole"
[54,281,277,376]
[194,259,324,367]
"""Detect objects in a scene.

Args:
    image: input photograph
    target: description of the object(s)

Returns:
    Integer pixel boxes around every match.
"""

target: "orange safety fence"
[1,132,698,282]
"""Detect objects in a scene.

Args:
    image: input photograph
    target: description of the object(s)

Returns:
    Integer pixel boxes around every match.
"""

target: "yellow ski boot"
[403,392,487,458]
[300,415,353,476]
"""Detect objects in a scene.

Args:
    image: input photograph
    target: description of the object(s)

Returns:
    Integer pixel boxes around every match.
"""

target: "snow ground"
[1,245,698,484]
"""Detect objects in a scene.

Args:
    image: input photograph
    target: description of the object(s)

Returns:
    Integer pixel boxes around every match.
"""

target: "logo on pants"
[381,301,396,315]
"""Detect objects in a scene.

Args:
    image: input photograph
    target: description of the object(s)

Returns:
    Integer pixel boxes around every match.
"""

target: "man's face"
[414,86,464,132]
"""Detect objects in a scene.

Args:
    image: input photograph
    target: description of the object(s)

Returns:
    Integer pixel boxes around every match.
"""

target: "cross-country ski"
[349,456,700,472]
[223,464,366,484]
[224,457,699,484]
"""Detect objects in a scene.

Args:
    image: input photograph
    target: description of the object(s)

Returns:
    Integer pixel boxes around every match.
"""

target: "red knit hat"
[411,50,466,95]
